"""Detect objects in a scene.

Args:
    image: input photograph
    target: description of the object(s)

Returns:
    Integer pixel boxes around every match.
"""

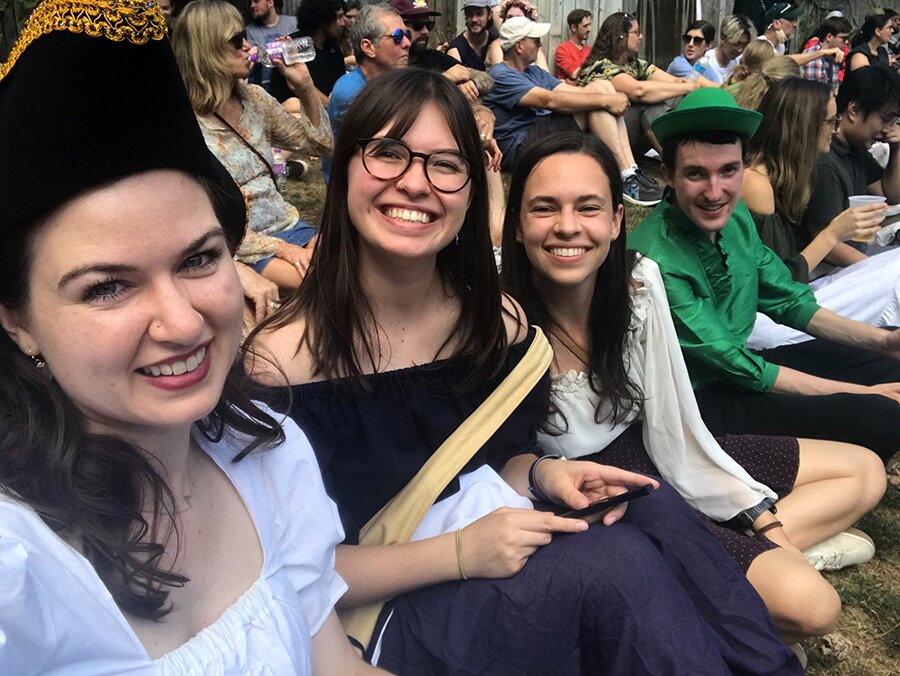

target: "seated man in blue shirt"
[483,17,662,206]
[324,3,411,180]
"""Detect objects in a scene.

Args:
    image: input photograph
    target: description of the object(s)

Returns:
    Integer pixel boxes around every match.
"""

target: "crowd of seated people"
[2,0,900,674]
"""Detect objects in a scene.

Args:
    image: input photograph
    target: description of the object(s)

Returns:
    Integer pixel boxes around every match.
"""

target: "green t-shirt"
[628,198,820,393]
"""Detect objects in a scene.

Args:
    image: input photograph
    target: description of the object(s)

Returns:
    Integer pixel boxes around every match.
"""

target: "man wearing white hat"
[484,16,662,205]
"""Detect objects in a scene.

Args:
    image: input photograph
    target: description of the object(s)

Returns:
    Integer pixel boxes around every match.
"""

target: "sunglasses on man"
[682,34,706,46]
[378,28,413,44]
[406,19,436,32]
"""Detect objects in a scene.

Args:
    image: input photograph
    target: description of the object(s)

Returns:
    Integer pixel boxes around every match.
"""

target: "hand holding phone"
[559,484,654,519]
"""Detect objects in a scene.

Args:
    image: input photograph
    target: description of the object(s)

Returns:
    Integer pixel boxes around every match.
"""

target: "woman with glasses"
[172,0,332,312]
[666,19,715,79]
[249,67,803,674]
[575,12,716,155]
[741,77,900,350]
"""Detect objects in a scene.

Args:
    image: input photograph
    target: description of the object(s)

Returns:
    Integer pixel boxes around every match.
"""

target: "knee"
[848,443,888,510]
[584,78,615,94]
[792,580,842,637]
[773,571,842,637]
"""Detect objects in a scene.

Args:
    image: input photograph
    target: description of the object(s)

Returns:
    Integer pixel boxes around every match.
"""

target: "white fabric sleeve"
[258,413,348,636]
[634,256,778,521]
[0,528,58,675]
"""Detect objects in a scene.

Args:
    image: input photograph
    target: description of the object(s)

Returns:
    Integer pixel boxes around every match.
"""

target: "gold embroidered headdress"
[0,0,246,247]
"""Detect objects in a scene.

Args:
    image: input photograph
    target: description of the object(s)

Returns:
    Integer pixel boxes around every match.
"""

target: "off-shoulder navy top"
[285,327,548,543]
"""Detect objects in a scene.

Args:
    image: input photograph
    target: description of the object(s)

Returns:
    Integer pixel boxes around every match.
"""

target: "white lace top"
[539,256,777,521]
[0,408,346,675]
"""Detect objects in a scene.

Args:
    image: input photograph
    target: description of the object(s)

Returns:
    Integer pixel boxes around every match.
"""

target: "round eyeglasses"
[357,138,471,193]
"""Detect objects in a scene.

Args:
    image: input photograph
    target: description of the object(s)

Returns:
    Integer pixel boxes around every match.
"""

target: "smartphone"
[559,484,654,519]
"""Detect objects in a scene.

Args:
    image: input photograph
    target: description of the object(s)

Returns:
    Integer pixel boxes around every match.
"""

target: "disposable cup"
[848,195,887,242]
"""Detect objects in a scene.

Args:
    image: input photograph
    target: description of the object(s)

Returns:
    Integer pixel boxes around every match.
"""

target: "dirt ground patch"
[285,159,900,675]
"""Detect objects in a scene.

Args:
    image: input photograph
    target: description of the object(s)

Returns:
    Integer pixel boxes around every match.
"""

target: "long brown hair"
[0,179,284,620]
[581,12,635,72]
[500,133,642,429]
[254,69,505,387]
[748,78,832,223]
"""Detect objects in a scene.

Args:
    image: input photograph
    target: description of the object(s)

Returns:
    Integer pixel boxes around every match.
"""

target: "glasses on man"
[682,34,705,46]
[823,114,842,133]
[407,19,435,32]
[227,30,247,50]
[378,28,413,45]
[357,137,471,193]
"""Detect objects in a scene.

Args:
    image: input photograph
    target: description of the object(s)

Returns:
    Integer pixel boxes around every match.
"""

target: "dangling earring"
[456,233,460,245]
[30,351,46,368]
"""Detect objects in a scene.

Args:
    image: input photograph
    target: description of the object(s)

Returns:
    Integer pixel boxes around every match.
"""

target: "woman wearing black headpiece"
[0,1,380,673]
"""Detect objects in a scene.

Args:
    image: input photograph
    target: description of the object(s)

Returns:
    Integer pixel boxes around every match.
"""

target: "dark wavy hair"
[296,0,344,37]
[581,11,635,72]
[254,68,504,387]
[500,132,642,430]
[0,177,284,621]
[851,13,893,48]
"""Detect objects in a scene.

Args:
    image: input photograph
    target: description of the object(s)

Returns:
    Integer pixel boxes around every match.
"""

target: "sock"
[621,166,636,179]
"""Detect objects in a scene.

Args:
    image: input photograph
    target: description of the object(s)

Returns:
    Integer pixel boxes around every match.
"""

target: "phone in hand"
[559,484,654,519]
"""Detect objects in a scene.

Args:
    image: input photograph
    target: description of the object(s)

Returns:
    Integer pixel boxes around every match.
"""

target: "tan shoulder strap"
[340,327,552,651]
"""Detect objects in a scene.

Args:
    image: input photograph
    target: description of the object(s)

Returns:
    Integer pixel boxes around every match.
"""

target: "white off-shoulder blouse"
[539,256,778,521]
[0,407,346,675]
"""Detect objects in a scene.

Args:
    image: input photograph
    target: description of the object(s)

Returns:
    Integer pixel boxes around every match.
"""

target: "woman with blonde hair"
[726,54,799,111]
[172,0,332,301]
[723,38,776,88]
[742,76,900,350]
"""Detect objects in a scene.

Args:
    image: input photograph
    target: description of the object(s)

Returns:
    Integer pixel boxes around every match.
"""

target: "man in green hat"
[629,88,900,462]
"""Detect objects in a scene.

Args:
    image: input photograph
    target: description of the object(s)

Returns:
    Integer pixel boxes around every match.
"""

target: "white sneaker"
[803,528,875,571]
[788,643,808,670]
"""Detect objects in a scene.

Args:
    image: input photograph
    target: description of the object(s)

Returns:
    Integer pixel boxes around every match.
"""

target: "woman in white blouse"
[500,132,887,644]
[0,1,380,673]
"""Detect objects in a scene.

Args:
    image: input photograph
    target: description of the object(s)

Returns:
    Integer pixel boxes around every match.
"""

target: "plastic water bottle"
[685,61,706,80]
[272,148,287,192]
[250,36,316,66]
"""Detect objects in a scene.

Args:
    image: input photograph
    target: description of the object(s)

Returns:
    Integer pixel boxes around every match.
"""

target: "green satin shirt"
[628,198,820,393]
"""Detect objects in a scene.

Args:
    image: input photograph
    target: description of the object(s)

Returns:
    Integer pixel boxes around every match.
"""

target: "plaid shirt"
[800,40,840,92]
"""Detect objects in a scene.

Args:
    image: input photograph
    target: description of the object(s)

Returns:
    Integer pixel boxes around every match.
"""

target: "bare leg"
[746,548,841,642]
[775,439,886,550]
[486,169,505,247]
[558,80,638,170]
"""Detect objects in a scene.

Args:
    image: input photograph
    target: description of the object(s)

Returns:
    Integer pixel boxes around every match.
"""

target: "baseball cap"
[389,0,441,17]
[764,3,802,25]
[499,16,550,51]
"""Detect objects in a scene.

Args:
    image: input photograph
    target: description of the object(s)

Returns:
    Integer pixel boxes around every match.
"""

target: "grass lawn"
[284,158,900,674]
